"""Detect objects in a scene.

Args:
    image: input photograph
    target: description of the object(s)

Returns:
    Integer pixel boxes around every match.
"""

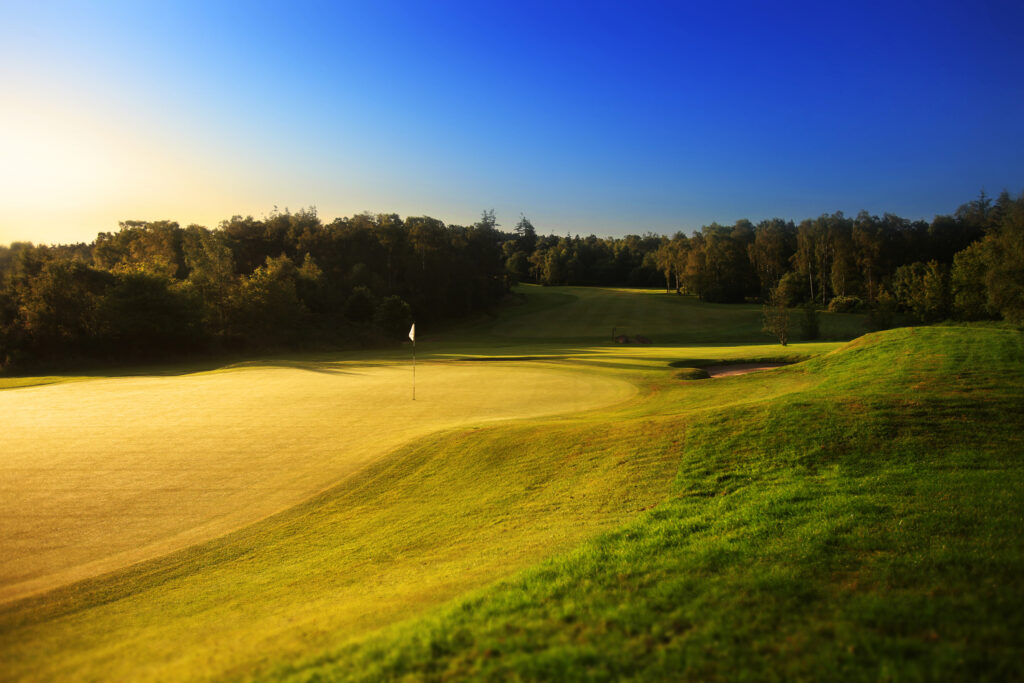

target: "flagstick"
[409,322,417,400]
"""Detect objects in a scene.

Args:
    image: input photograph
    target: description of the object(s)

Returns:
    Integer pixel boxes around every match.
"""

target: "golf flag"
[409,322,416,400]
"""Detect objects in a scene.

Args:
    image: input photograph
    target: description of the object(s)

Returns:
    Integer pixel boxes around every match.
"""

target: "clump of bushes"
[827,295,864,313]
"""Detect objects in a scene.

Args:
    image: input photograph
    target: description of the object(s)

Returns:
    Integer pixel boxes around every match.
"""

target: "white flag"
[408,323,415,342]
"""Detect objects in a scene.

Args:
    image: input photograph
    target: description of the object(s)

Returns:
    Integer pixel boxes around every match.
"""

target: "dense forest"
[0,210,506,369]
[1,191,1022,370]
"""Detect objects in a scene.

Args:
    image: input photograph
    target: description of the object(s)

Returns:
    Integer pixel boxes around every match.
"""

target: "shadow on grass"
[667,356,808,369]
[1,334,850,389]
[225,360,363,375]
[0,351,370,387]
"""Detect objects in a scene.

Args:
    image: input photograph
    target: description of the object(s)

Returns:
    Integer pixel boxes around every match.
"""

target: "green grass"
[274,327,1024,681]
[486,285,866,344]
[0,359,633,605]
[1,286,1020,681]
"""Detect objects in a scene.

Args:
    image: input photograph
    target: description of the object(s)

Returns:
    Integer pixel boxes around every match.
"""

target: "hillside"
[292,325,1024,680]
[1,288,1021,681]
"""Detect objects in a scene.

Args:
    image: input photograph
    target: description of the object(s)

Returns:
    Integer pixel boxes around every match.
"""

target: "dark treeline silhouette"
[505,190,1024,327]
[0,209,506,369]
[1,191,1022,371]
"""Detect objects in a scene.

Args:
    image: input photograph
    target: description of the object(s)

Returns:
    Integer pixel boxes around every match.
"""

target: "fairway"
[487,286,866,343]
[0,360,634,604]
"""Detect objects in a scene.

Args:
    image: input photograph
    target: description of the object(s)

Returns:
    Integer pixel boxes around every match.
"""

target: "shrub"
[827,295,864,313]
[762,284,790,346]
[776,271,807,307]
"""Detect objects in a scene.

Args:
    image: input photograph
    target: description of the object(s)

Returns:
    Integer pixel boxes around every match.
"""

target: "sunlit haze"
[2,0,1022,245]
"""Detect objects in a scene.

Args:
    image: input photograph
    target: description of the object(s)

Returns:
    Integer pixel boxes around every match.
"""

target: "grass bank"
[275,327,1024,681]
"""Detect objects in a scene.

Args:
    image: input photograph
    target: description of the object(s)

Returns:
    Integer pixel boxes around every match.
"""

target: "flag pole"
[409,322,416,401]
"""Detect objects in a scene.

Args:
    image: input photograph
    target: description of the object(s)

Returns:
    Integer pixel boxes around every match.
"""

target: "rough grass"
[2,287,1020,681]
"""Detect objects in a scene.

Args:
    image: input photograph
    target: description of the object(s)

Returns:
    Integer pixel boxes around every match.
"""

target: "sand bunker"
[704,363,789,378]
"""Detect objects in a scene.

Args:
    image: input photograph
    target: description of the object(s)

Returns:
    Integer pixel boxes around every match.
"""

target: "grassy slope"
[3,286,1021,680]
[280,326,1024,681]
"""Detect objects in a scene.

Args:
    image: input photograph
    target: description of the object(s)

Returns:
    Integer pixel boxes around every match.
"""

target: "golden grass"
[0,361,634,604]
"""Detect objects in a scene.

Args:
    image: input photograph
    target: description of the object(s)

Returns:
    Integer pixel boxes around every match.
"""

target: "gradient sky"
[2,0,1023,245]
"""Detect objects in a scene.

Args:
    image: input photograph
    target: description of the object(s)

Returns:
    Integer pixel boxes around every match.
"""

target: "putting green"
[0,360,634,604]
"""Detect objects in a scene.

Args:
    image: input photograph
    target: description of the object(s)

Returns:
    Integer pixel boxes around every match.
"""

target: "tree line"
[504,189,1024,326]
[1,190,1021,371]
[0,209,506,369]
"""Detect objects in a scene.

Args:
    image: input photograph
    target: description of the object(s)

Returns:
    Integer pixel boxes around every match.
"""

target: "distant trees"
[17,259,111,356]
[99,271,203,354]
[230,255,309,347]
[511,232,664,288]
[951,242,994,320]
[93,220,186,278]
[749,219,796,299]
[893,261,950,323]
[375,296,413,339]
[963,193,1024,324]
[553,190,1024,329]
[514,215,537,254]
[343,286,375,325]
[2,189,1023,371]
[0,209,510,370]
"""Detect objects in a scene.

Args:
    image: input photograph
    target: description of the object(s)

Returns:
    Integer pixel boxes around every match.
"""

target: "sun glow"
[0,90,242,245]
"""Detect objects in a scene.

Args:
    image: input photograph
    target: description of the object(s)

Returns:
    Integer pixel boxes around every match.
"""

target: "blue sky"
[1,0,1022,244]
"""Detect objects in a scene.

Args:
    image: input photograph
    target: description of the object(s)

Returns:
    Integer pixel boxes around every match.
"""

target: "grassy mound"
[270,327,1024,681]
